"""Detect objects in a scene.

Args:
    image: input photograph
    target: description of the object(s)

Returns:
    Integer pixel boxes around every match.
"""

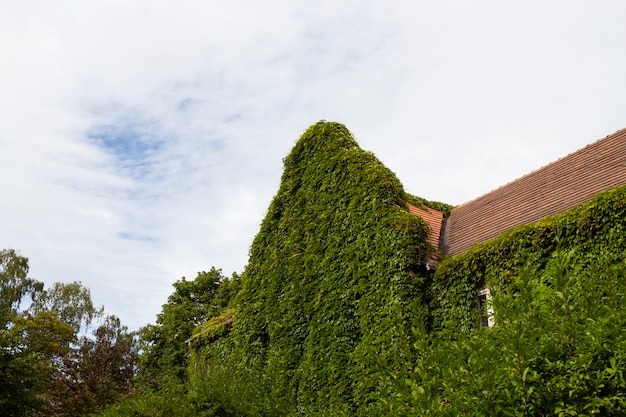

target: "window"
[477,287,494,327]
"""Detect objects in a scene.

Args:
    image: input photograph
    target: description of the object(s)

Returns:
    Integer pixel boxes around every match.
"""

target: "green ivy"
[189,121,431,415]
[396,250,626,416]
[431,184,626,340]
[404,193,453,217]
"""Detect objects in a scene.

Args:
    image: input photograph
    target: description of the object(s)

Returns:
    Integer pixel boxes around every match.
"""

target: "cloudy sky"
[1,1,625,330]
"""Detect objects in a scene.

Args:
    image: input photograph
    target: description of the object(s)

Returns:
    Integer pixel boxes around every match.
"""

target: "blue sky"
[1,0,625,330]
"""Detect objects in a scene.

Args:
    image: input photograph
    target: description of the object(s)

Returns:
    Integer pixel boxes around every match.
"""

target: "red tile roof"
[407,203,444,259]
[444,127,626,256]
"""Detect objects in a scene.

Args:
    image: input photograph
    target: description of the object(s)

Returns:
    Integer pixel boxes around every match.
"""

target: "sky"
[1,1,625,330]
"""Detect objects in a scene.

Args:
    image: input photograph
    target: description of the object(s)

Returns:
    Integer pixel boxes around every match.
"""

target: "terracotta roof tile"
[407,203,444,259]
[445,127,626,256]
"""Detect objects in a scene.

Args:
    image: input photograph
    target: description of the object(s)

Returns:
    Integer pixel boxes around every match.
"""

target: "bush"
[395,250,626,416]
[92,382,220,417]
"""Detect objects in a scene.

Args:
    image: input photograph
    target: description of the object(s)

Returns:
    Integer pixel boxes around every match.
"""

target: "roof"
[407,203,444,259]
[444,127,626,256]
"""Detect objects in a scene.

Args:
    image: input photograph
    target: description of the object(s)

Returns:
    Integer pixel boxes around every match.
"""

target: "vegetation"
[397,184,626,416]
[138,268,240,386]
[431,184,626,340]
[95,123,626,416]
[96,268,241,417]
[383,250,626,416]
[0,249,139,416]
[5,121,626,415]
[184,121,432,415]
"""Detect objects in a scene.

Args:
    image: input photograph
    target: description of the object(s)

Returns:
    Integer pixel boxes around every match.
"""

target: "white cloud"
[1,0,625,329]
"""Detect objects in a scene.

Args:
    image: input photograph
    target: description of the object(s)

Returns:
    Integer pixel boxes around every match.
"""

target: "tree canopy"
[0,249,138,416]
[139,268,240,385]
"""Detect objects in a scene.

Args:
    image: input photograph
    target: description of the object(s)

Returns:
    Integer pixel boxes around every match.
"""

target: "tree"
[0,248,138,416]
[139,268,240,386]
[0,249,75,416]
[46,314,139,416]
[29,281,103,333]
[0,249,41,323]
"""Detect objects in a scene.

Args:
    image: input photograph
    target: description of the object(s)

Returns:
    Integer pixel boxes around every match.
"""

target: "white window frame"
[478,287,494,328]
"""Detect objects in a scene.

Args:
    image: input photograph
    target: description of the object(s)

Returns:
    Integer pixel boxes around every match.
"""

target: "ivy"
[431,184,626,340]
[189,121,431,415]
[404,193,453,217]
[399,251,626,416]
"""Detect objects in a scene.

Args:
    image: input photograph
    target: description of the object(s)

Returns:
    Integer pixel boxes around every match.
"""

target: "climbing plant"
[430,184,626,339]
[189,121,431,415]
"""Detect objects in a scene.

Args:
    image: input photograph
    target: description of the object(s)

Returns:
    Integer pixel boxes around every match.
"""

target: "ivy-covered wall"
[190,121,434,415]
[431,184,626,340]
[188,120,626,415]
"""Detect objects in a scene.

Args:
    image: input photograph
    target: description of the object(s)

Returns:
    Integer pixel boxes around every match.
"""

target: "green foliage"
[90,382,213,417]
[394,250,626,416]
[0,249,138,417]
[0,310,75,416]
[405,193,453,217]
[0,249,41,322]
[188,356,289,417]
[29,280,103,333]
[188,308,234,346]
[0,249,74,416]
[139,268,240,386]
[128,123,626,415]
[431,184,626,339]
[50,314,139,416]
[380,184,626,415]
[191,121,430,414]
